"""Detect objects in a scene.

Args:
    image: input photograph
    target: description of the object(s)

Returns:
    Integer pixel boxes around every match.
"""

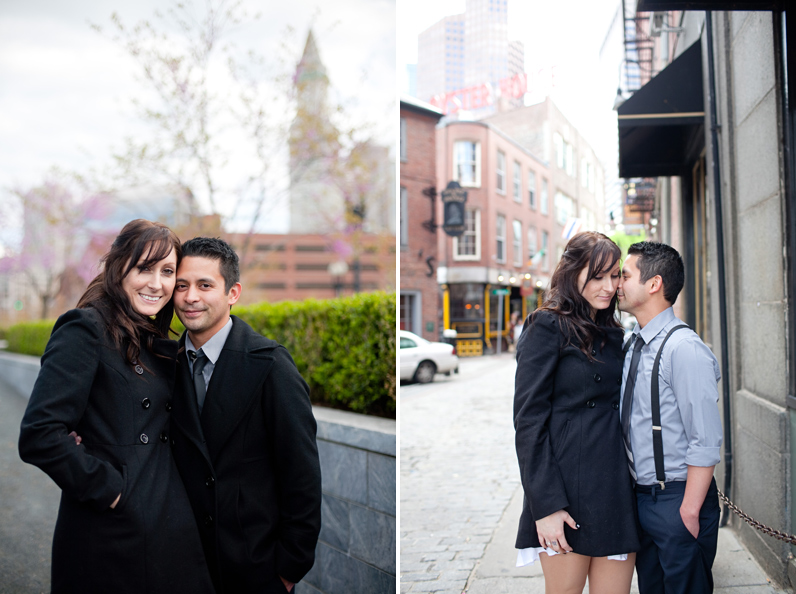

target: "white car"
[399,330,459,384]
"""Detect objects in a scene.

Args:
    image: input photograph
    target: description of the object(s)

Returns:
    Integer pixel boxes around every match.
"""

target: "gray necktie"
[188,349,208,413]
[622,335,645,479]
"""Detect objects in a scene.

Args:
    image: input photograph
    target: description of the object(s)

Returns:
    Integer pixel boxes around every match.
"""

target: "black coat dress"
[18,308,214,594]
[170,316,322,594]
[514,310,639,557]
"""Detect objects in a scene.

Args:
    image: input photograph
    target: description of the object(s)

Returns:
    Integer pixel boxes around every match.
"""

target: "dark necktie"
[188,349,208,413]
[622,335,645,480]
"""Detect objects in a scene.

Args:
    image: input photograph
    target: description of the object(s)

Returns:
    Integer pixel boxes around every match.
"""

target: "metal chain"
[717,489,796,545]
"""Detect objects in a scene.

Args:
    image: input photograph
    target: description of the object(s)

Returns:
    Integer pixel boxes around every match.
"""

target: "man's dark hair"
[182,237,240,293]
[627,241,684,305]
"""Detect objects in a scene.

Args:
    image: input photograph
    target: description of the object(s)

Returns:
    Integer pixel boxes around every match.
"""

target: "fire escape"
[619,0,656,94]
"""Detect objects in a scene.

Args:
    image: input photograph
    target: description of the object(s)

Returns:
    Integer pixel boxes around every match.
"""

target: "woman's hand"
[110,494,121,509]
[536,510,578,553]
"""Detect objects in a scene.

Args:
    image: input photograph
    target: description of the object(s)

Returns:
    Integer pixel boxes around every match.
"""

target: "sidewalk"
[465,484,791,594]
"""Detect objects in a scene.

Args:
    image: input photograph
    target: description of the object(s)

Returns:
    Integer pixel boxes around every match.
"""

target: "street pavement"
[400,352,791,594]
[0,378,59,594]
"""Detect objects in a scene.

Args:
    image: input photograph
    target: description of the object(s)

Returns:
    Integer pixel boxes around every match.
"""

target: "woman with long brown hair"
[514,231,639,594]
[19,219,213,593]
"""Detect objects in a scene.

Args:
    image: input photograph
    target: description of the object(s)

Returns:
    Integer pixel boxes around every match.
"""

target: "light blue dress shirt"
[186,317,234,390]
[620,307,723,485]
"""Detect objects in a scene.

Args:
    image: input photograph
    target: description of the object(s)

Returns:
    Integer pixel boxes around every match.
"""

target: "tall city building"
[289,31,344,233]
[416,0,524,114]
[416,15,465,104]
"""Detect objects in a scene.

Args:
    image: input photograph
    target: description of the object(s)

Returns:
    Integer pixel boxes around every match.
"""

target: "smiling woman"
[18,219,216,594]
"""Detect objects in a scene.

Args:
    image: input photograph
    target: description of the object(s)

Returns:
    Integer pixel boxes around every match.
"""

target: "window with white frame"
[528,170,536,209]
[400,187,408,249]
[527,226,537,263]
[540,179,549,215]
[513,161,521,202]
[400,118,407,162]
[554,133,564,169]
[513,220,522,266]
[542,230,550,271]
[496,214,506,263]
[565,144,574,177]
[454,209,480,260]
[555,192,575,226]
[496,150,506,194]
[453,141,481,187]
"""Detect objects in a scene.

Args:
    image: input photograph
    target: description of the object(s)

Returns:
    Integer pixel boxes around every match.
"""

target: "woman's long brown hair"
[539,231,621,359]
[77,219,181,368]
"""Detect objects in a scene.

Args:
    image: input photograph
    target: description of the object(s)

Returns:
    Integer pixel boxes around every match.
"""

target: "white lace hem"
[516,547,629,567]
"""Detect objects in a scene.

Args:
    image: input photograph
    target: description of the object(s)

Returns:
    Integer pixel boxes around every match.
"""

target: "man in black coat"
[170,237,322,594]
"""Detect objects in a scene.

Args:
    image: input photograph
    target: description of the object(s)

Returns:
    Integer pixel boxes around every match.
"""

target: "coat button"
[612,402,620,410]
[591,349,596,356]
[593,374,601,382]
[141,398,151,409]
[206,476,215,488]
[204,514,213,526]
[165,401,173,412]
[139,434,149,444]
[160,432,168,443]
[586,400,596,408]
[134,364,144,375]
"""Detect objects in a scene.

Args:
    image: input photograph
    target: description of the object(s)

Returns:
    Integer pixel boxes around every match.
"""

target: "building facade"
[400,97,443,341]
[435,119,554,356]
[228,232,395,305]
[615,3,793,586]
[483,97,607,266]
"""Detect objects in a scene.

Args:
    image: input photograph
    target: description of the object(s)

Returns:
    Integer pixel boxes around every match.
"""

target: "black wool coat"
[170,315,322,594]
[18,308,214,594]
[514,310,640,557]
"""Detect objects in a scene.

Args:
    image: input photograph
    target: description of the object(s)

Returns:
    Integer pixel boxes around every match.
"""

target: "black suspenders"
[651,324,690,488]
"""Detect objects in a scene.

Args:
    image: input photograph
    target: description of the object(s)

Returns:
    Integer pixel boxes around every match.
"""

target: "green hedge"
[4,292,396,418]
[6,319,56,356]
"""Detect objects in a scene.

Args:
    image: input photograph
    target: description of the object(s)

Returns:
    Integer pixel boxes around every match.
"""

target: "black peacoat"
[514,309,640,557]
[170,315,322,594]
[18,308,214,594]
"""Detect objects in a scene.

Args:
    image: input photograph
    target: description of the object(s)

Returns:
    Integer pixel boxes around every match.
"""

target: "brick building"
[227,232,395,305]
[435,119,554,356]
[399,96,443,341]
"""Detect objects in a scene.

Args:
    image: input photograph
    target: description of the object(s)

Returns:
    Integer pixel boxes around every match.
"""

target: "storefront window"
[449,283,483,320]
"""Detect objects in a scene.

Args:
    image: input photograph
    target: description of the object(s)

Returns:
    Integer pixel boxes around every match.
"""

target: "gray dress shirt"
[620,307,722,486]
[186,317,234,391]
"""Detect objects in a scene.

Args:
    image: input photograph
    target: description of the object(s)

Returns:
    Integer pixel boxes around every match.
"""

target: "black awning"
[637,0,784,9]
[618,40,704,178]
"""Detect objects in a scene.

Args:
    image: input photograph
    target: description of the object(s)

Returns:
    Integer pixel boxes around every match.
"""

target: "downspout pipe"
[705,11,733,527]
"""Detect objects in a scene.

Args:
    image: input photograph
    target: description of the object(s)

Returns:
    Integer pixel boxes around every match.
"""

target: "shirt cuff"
[685,445,721,468]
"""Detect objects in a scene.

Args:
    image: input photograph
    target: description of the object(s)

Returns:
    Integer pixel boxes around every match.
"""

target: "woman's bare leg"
[538,552,591,594]
[586,553,636,594]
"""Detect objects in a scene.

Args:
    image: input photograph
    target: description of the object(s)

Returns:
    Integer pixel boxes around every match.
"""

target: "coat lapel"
[172,334,212,466]
[199,318,276,462]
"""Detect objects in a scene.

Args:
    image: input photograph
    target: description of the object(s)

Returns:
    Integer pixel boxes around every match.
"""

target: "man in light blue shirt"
[618,242,722,594]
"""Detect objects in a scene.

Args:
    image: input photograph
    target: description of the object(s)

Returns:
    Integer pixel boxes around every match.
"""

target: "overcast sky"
[397,0,625,174]
[0,0,396,233]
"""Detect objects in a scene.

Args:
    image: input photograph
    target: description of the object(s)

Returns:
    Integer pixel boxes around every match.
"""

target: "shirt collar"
[185,317,233,365]
[636,306,675,344]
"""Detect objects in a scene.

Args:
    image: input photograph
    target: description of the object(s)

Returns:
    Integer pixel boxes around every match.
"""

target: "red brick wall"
[400,106,442,341]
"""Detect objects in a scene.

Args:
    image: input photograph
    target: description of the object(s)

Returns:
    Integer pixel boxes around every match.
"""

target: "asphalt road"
[0,379,59,594]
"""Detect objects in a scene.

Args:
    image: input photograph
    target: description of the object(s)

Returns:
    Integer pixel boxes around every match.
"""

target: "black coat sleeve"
[265,346,322,584]
[514,310,570,522]
[18,308,124,510]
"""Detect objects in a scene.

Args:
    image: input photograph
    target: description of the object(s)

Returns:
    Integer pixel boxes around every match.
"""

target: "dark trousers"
[635,478,720,594]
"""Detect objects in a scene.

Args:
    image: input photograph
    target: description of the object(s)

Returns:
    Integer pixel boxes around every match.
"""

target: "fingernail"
[576,524,580,529]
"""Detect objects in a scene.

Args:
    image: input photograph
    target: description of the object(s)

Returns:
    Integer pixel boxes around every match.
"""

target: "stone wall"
[299,407,396,594]
[0,351,397,593]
